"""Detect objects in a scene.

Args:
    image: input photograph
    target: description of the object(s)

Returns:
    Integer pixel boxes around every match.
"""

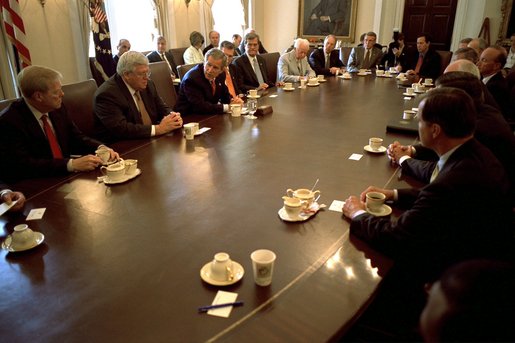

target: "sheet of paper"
[329,200,345,212]
[195,127,211,135]
[26,208,46,220]
[268,94,278,98]
[207,290,238,318]
[0,200,18,216]
[349,153,362,160]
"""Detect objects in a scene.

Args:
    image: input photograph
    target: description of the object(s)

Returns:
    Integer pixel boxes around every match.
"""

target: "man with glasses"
[174,48,243,115]
[278,38,316,82]
[94,51,183,142]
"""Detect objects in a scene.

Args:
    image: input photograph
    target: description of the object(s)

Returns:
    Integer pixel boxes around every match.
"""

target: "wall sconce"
[38,0,46,7]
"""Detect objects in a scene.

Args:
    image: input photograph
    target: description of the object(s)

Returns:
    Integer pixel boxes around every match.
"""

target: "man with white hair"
[94,51,183,142]
[278,38,316,82]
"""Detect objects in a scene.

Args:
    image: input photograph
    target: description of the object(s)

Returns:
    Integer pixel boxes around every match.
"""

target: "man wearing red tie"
[0,66,119,182]
[405,33,441,82]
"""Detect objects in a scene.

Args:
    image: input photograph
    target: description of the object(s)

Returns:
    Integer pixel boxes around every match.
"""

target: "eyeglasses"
[133,71,151,78]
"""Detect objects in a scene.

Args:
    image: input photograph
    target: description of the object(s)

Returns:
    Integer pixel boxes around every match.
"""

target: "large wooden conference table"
[1,74,420,342]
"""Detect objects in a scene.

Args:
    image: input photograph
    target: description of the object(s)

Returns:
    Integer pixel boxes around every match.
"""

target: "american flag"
[92,3,107,23]
[1,0,31,68]
[88,0,115,79]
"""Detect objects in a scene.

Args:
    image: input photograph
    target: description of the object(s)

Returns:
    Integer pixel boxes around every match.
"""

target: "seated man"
[239,28,268,55]
[220,41,241,97]
[347,31,384,72]
[278,38,316,82]
[113,39,130,67]
[233,32,275,93]
[343,88,512,281]
[146,35,178,78]
[404,33,441,82]
[202,30,220,55]
[309,34,345,76]
[94,51,183,142]
[0,66,119,182]
[232,34,242,56]
[174,48,243,115]
[467,38,487,57]
[0,183,25,212]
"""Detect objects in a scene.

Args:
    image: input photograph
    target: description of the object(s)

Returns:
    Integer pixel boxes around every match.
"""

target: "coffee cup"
[365,191,386,213]
[250,249,276,286]
[317,75,325,81]
[10,224,36,250]
[384,71,391,77]
[359,69,367,74]
[369,137,383,151]
[210,252,233,282]
[183,123,196,140]
[406,87,415,95]
[424,78,433,85]
[101,161,126,181]
[282,196,303,217]
[403,110,416,120]
[300,78,306,87]
[389,67,397,73]
[190,122,199,133]
[95,147,110,164]
[413,83,424,92]
[230,104,242,117]
[376,70,384,76]
[248,89,258,97]
[124,159,138,175]
[308,78,318,85]
[284,82,293,90]
[286,188,321,207]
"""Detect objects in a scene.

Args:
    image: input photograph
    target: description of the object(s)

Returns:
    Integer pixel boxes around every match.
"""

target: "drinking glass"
[247,98,258,119]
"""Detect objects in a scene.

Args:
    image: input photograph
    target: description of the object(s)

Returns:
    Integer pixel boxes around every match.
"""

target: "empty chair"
[149,61,177,109]
[61,79,98,136]
[260,52,280,85]
[177,63,201,80]
[170,47,188,67]
[436,50,453,76]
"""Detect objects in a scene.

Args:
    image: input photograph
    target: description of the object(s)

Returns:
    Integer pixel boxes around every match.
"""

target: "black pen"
[198,301,244,313]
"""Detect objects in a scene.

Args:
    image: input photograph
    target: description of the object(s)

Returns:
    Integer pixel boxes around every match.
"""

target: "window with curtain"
[89,0,158,57]
[211,0,245,42]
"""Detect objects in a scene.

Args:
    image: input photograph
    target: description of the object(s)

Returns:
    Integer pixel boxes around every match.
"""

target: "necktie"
[210,79,216,95]
[297,60,304,76]
[41,115,63,159]
[325,54,330,68]
[134,91,152,125]
[363,49,370,68]
[415,54,423,74]
[253,58,265,85]
[430,163,439,183]
[225,69,237,98]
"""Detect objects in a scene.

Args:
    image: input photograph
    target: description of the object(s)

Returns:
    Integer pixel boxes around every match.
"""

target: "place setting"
[338,71,352,80]
[282,82,295,92]
[357,69,372,76]
[402,86,417,97]
[1,224,45,253]
[97,159,141,185]
[316,75,327,83]
[306,77,320,87]
[200,252,245,286]
[278,180,326,222]
[246,89,260,99]
[364,137,386,153]
[375,70,394,78]
[365,191,392,216]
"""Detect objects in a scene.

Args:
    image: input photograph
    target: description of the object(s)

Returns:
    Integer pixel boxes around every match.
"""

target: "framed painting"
[298,0,358,42]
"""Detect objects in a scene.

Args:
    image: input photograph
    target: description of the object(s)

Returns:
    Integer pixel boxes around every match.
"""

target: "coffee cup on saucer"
[424,78,433,86]
[282,196,303,217]
[210,252,233,282]
[389,67,397,73]
[95,147,110,164]
[284,82,293,90]
[413,83,424,92]
[308,78,318,85]
[403,110,416,120]
[376,70,384,76]
[124,159,138,175]
[384,71,391,77]
[230,104,242,117]
[248,89,258,97]
[317,75,325,81]
[365,191,386,213]
[286,188,321,207]
[369,137,384,151]
[406,87,415,95]
[101,161,126,181]
[9,224,36,250]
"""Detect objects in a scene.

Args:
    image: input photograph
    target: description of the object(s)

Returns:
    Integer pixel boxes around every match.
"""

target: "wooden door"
[402,0,458,51]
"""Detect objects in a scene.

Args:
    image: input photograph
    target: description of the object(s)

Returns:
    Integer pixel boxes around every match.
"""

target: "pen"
[198,301,244,313]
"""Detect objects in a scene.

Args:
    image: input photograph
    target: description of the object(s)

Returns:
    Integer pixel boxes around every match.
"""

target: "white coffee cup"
[300,78,306,87]
[230,104,242,117]
[389,67,397,73]
[384,71,391,77]
[124,159,138,175]
[250,249,276,286]
[190,122,199,133]
[317,74,325,81]
[403,110,416,120]
[308,78,318,85]
[413,83,424,92]
[369,137,383,151]
[376,70,384,76]
[366,192,386,213]
[282,196,303,217]
[284,82,293,89]
[406,87,415,95]
[95,148,110,164]
[210,252,233,282]
[424,78,433,85]
[183,123,196,140]
[248,89,258,97]
[286,188,321,207]
[101,161,126,181]
[10,224,36,249]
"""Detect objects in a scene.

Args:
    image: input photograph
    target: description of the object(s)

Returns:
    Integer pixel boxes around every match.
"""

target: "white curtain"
[69,0,91,80]
[153,0,179,48]
[0,21,18,99]
[199,0,214,44]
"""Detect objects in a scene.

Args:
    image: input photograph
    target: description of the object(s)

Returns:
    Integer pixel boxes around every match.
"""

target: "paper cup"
[251,249,276,286]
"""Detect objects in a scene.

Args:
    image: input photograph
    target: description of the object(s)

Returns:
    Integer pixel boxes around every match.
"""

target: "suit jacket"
[202,44,214,55]
[347,46,384,72]
[351,139,512,279]
[94,74,171,142]
[278,49,316,82]
[382,42,408,69]
[484,71,511,120]
[0,99,103,181]
[146,50,178,76]
[232,54,273,92]
[404,47,441,80]
[174,63,231,115]
[308,48,344,75]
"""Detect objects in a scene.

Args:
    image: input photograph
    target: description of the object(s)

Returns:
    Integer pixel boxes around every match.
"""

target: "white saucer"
[277,201,325,222]
[283,87,295,91]
[424,83,433,87]
[367,204,392,217]
[2,232,45,252]
[247,95,261,99]
[364,145,387,153]
[414,90,426,94]
[338,75,352,80]
[200,261,244,286]
[402,92,416,97]
[102,168,141,185]
[307,83,320,87]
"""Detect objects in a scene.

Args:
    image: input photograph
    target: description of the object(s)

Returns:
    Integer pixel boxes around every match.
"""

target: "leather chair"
[436,50,453,76]
[149,61,177,109]
[177,63,201,80]
[339,47,353,66]
[170,47,188,67]
[61,79,98,136]
[0,98,18,113]
[260,52,280,84]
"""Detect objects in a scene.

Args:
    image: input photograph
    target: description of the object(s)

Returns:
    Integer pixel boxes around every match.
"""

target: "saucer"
[200,261,244,286]
[283,87,295,91]
[307,83,319,87]
[338,75,352,80]
[247,95,261,99]
[367,204,392,217]
[357,73,368,76]
[402,92,416,97]
[2,232,45,252]
[317,79,327,82]
[364,145,387,153]
[414,89,426,94]
[278,201,325,222]
[101,168,142,185]
[424,83,433,87]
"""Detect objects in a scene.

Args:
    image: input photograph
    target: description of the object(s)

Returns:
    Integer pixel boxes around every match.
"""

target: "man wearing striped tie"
[146,36,178,78]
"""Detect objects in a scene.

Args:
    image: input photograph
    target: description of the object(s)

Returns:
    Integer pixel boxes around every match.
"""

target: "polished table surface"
[1,75,420,342]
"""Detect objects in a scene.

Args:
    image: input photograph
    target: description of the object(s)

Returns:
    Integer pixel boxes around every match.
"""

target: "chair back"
[177,63,201,80]
[436,50,453,76]
[339,47,353,66]
[170,47,188,67]
[0,98,18,113]
[149,61,177,108]
[62,79,98,136]
[260,52,280,84]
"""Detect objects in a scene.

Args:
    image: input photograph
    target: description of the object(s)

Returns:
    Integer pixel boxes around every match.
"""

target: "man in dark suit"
[220,41,241,97]
[347,32,384,72]
[233,32,274,93]
[94,51,183,142]
[309,34,345,76]
[174,48,243,115]
[343,88,512,280]
[0,182,25,211]
[0,66,119,182]
[113,39,130,68]
[232,34,242,56]
[202,30,220,55]
[405,33,441,82]
[146,36,178,78]
[239,28,268,55]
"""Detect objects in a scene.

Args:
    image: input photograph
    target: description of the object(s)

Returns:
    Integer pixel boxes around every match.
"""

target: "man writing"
[278,38,316,82]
